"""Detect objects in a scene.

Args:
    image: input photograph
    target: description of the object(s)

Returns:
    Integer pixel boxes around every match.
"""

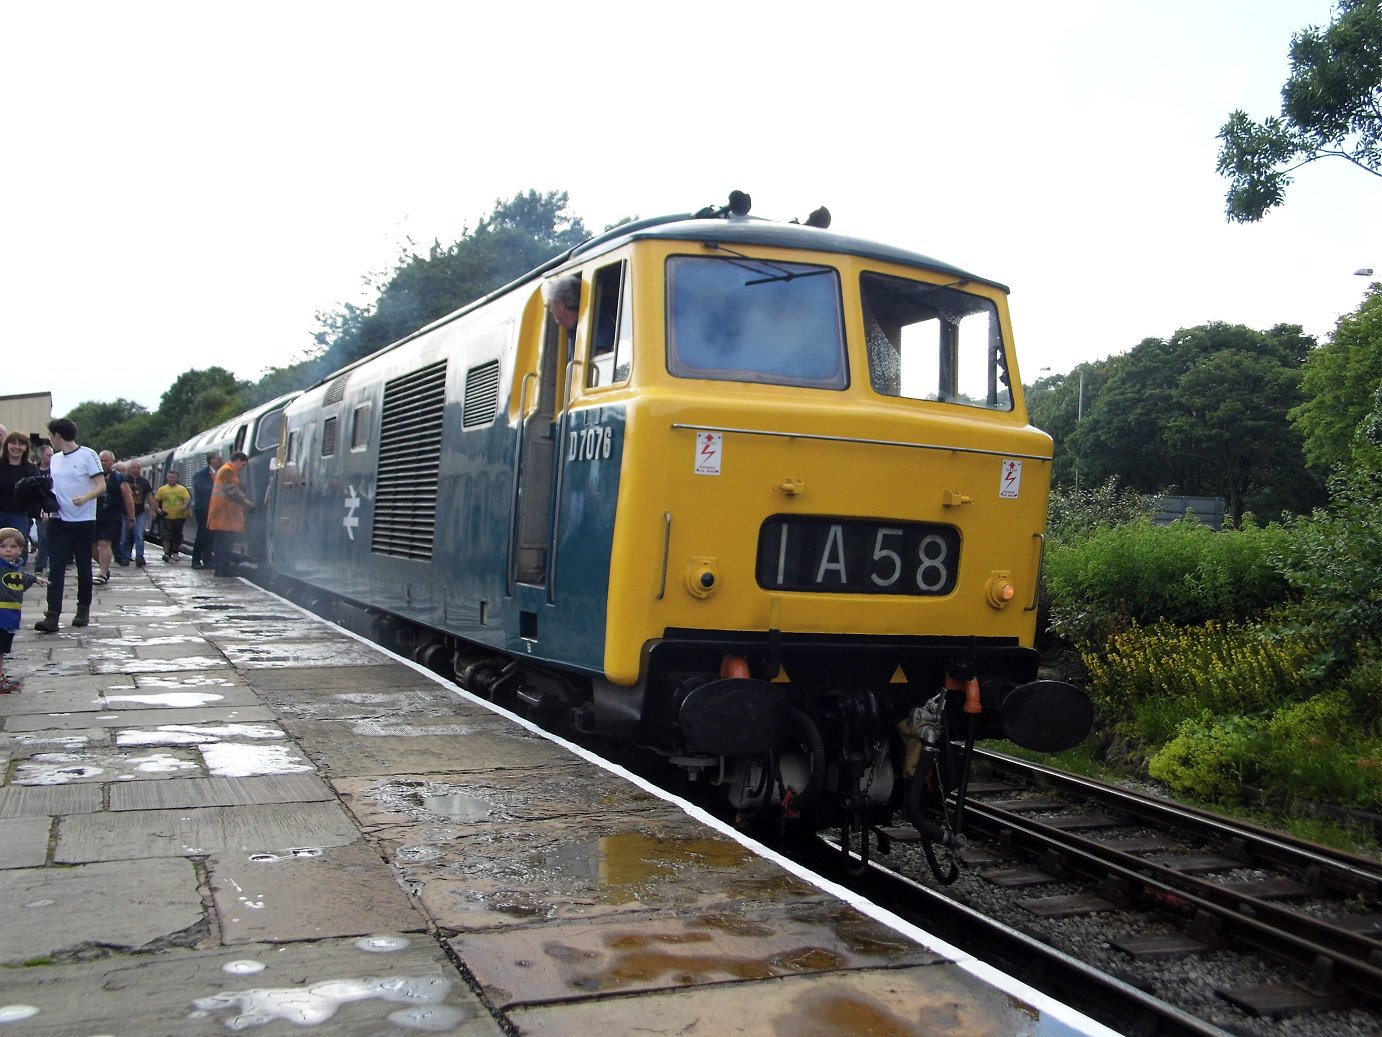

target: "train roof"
[570,213,1009,295]
[301,201,1009,392]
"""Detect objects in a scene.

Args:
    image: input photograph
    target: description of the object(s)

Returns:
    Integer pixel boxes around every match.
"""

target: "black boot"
[34,612,59,633]
[72,608,90,628]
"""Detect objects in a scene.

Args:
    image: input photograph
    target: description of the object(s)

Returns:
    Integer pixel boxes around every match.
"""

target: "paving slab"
[255,688,487,722]
[210,839,425,944]
[55,801,362,863]
[244,664,455,692]
[3,703,277,732]
[383,808,831,932]
[0,684,126,716]
[11,745,204,785]
[0,816,51,869]
[91,654,233,674]
[0,936,504,1037]
[507,964,1055,1037]
[452,900,943,1007]
[283,717,572,777]
[108,772,334,810]
[2,727,113,751]
[0,784,104,819]
[112,718,288,748]
[222,641,398,668]
[0,857,203,962]
[335,766,665,831]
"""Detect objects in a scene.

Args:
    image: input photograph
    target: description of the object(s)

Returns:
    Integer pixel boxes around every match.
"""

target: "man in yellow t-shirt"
[153,469,193,563]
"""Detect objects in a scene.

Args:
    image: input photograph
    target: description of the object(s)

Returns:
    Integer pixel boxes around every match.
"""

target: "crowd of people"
[0,417,255,690]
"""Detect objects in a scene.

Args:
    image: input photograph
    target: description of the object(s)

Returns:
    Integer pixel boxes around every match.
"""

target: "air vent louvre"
[372,360,447,560]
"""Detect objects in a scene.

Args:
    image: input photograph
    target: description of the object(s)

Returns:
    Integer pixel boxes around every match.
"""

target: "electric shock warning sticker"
[999,459,1022,499]
[695,432,723,475]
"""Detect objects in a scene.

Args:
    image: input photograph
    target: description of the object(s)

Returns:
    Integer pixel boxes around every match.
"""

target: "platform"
[0,563,1115,1035]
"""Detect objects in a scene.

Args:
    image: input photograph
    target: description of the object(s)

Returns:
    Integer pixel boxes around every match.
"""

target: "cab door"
[511,284,573,590]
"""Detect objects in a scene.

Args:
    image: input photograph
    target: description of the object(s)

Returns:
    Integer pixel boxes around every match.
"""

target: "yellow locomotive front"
[563,206,1090,862]
[609,242,1050,664]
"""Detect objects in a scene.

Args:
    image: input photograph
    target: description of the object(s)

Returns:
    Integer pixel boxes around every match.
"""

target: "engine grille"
[371,360,447,560]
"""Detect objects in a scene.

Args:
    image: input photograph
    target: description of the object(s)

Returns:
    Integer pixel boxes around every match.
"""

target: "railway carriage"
[264,195,1091,868]
[167,392,299,561]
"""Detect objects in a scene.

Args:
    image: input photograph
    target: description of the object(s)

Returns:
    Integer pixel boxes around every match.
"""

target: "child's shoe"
[0,676,21,693]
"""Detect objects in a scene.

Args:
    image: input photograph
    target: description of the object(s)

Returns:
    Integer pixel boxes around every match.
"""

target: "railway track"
[789,749,1382,1036]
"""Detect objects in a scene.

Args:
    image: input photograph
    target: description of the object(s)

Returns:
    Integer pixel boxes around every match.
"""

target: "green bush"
[1148,712,1258,803]
[1046,480,1158,546]
[1279,465,1382,665]
[1147,691,1382,811]
[1045,520,1293,646]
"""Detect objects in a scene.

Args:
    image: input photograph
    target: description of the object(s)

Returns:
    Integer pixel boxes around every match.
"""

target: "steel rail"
[959,799,1382,999]
[973,748,1382,895]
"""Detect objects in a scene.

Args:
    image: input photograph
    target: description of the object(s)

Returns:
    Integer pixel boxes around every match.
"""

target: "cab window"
[588,261,632,387]
[861,272,1013,411]
[666,255,846,389]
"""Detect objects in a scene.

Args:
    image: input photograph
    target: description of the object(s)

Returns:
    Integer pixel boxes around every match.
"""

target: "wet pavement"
[0,563,1113,1036]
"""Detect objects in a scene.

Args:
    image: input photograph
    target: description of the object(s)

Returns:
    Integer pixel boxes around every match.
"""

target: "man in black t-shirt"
[94,451,134,583]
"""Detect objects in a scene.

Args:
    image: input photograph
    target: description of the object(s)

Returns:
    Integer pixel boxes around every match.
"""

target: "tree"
[1290,283,1382,470]
[64,399,149,451]
[159,368,250,441]
[1072,323,1320,523]
[1216,0,1382,222]
[99,411,172,460]
[1166,350,1317,522]
[314,190,589,370]
[1026,359,1122,490]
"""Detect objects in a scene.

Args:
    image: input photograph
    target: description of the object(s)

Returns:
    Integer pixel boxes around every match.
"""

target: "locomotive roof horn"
[694,190,752,220]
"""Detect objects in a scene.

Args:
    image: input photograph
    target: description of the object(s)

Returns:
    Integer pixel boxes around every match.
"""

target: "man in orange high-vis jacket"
[208,452,255,577]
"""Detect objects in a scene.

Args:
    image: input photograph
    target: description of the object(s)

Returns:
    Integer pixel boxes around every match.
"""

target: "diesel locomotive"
[163,194,1092,878]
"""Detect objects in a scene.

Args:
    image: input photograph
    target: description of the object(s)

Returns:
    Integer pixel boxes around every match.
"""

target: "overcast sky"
[6,1,1377,419]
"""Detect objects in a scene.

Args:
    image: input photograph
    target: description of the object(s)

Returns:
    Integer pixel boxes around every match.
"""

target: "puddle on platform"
[561,927,847,991]
[350,720,487,738]
[417,791,494,821]
[365,781,505,824]
[194,604,245,611]
[117,723,283,747]
[93,635,204,647]
[97,657,228,674]
[134,675,237,688]
[533,833,754,903]
[248,847,323,862]
[356,934,411,953]
[14,749,201,785]
[12,757,105,784]
[105,691,226,708]
[224,643,373,665]
[190,975,458,1031]
[223,959,267,975]
[200,742,313,776]
[14,733,91,749]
